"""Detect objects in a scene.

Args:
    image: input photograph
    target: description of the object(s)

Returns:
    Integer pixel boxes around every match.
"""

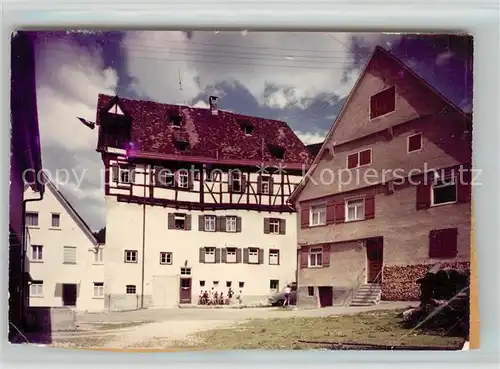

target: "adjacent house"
[9,31,44,338]
[94,94,313,310]
[25,176,104,311]
[290,46,472,308]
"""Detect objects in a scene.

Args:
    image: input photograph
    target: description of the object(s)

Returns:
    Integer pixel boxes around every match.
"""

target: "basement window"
[267,144,285,159]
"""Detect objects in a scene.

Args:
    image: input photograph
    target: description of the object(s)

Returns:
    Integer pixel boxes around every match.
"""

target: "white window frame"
[270,279,279,292]
[248,247,259,264]
[261,176,270,194]
[269,249,279,265]
[157,169,174,186]
[204,215,216,232]
[231,172,242,192]
[94,247,104,263]
[178,170,189,188]
[126,285,136,294]
[31,245,43,261]
[119,166,130,184]
[125,250,138,263]
[269,218,280,234]
[368,85,396,121]
[93,282,104,298]
[308,247,323,268]
[407,132,423,153]
[30,281,43,297]
[205,247,216,263]
[174,214,186,230]
[345,197,365,222]
[309,204,326,226]
[226,216,237,232]
[160,252,172,265]
[226,248,237,263]
[346,148,372,169]
[51,213,61,228]
[180,267,191,275]
[431,176,457,207]
[63,246,77,264]
[26,212,39,227]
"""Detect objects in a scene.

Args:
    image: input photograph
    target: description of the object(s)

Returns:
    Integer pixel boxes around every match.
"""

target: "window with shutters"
[309,247,323,267]
[119,166,131,183]
[204,215,216,232]
[226,216,237,232]
[124,250,138,263]
[174,213,187,230]
[269,218,280,234]
[345,198,365,222]
[269,249,280,265]
[429,228,458,258]
[26,212,39,227]
[51,213,60,228]
[63,246,77,264]
[432,177,457,206]
[260,176,270,194]
[248,247,259,264]
[126,285,136,294]
[347,149,372,169]
[407,133,423,153]
[160,252,172,265]
[30,281,43,297]
[369,86,396,119]
[93,282,104,298]
[181,267,191,275]
[204,247,216,263]
[31,245,43,261]
[178,170,189,188]
[310,204,326,226]
[226,247,237,263]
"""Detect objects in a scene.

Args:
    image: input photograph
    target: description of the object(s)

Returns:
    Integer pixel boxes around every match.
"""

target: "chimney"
[209,96,218,116]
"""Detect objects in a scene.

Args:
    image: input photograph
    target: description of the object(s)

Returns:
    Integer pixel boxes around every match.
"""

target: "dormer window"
[238,118,254,136]
[370,86,396,119]
[171,115,182,128]
[267,144,285,159]
[172,130,189,151]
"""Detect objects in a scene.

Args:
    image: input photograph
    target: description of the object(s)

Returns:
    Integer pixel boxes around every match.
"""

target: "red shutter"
[322,244,330,267]
[429,228,458,258]
[300,247,309,268]
[416,183,431,210]
[326,200,335,224]
[334,202,345,224]
[347,154,358,169]
[364,196,375,219]
[359,149,371,166]
[457,168,472,203]
[300,206,309,228]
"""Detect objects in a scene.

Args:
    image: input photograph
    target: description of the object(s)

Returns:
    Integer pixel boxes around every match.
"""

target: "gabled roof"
[289,46,472,204]
[95,94,314,168]
[41,173,101,246]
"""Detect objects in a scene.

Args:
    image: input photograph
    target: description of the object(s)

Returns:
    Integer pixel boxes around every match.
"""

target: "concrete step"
[349,283,382,307]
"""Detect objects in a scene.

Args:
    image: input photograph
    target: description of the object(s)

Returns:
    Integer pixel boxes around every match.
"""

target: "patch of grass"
[90,321,151,331]
[172,309,464,350]
[51,335,115,349]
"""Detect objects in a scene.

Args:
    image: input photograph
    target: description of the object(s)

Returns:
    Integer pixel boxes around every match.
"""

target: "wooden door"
[179,278,192,304]
[62,284,77,306]
[366,238,383,283]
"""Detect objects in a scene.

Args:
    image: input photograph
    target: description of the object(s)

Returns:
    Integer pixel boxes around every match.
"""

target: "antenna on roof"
[178,68,187,105]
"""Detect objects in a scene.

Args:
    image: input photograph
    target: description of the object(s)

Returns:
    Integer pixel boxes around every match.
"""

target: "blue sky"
[31,31,473,230]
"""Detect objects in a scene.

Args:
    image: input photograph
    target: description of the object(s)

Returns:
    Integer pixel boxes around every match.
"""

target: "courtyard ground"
[30,301,464,350]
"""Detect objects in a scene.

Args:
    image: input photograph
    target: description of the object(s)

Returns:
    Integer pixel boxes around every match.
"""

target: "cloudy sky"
[30,31,473,231]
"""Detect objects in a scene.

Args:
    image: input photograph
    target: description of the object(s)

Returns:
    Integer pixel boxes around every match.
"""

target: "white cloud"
[192,100,210,108]
[295,130,328,145]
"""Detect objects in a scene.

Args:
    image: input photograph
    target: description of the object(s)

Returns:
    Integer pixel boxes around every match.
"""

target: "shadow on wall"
[19,307,76,344]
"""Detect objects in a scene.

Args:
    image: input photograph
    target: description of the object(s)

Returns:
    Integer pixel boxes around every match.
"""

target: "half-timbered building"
[95,94,313,310]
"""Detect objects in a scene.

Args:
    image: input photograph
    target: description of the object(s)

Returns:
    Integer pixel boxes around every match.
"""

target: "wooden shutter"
[257,176,262,194]
[326,200,335,224]
[430,228,458,258]
[173,171,179,187]
[185,215,192,230]
[457,168,472,203]
[236,217,242,232]
[334,203,345,224]
[111,166,119,182]
[219,216,226,232]
[347,154,358,169]
[130,166,136,183]
[359,150,371,166]
[241,174,247,193]
[300,206,309,228]
[199,247,205,263]
[243,248,249,263]
[269,177,274,194]
[416,183,431,210]
[198,215,204,231]
[167,213,174,229]
[215,216,221,232]
[188,171,194,189]
[300,247,309,268]
[263,218,270,234]
[236,248,242,263]
[215,248,221,263]
[258,248,264,264]
[322,244,331,267]
[228,173,233,192]
[365,196,375,219]
[221,248,227,263]
[279,219,286,235]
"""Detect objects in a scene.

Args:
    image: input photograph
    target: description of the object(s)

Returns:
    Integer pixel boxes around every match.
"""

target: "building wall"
[104,196,298,310]
[25,187,104,312]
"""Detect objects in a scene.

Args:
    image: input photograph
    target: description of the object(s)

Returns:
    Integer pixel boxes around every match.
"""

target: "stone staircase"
[350,283,382,307]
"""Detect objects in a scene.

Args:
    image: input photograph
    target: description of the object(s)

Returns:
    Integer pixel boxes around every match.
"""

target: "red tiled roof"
[96,94,314,167]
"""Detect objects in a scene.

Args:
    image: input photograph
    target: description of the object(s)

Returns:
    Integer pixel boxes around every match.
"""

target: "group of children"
[198,287,241,306]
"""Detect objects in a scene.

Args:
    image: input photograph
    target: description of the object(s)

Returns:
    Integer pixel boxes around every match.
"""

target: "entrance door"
[62,284,77,306]
[366,238,383,283]
[179,278,192,304]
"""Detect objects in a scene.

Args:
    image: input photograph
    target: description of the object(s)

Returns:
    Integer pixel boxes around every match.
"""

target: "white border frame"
[344,196,366,222]
[308,202,327,227]
[407,132,423,153]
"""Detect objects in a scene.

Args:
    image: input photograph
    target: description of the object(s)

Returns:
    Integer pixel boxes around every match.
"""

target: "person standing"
[283,285,291,307]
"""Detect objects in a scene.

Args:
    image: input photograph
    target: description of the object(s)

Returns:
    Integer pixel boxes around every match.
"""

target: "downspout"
[140,165,147,309]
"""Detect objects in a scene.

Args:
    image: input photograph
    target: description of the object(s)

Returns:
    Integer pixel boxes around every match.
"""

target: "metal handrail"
[344,267,366,306]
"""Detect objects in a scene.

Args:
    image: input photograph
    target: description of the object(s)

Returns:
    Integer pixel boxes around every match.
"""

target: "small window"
[226,247,237,263]
[239,281,245,288]
[347,149,372,169]
[124,250,138,263]
[269,249,279,265]
[310,205,326,226]
[408,133,423,153]
[345,198,365,222]
[230,171,242,192]
[248,248,259,264]
[270,279,279,292]
[213,281,219,287]
[180,267,191,275]
[370,86,396,119]
[51,213,60,228]
[177,170,189,188]
[157,168,174,187]
[243,125,254,135]
[31,245,43,261]
[63,246,77,264]
[93,282,104,298]
[307,286,315,296]
[193,170,201,181]
[260,176,270,194]
[267,144,285,159]
[119,166,131,184]
[238,118,254,135]
[200,280,205,287]
[30,281,43,297]
[309,247,323,268]
[171,115,182,128]
[432,177,457,206]
[26,212,39,227]
[204,247,216,263]
[94,247,104,263]
[226,216,237,232]
[160,252,172,265]
[204,215,216,232]
[126,285,136,294]
[269,218,280,234]
[226,281,232,288]
[174,213,186,230]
